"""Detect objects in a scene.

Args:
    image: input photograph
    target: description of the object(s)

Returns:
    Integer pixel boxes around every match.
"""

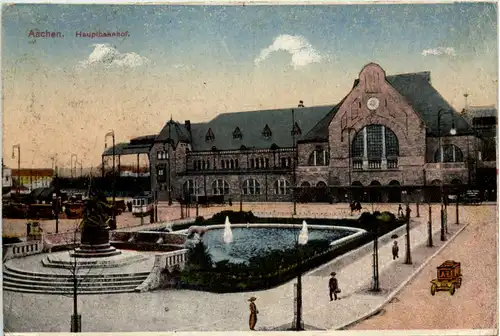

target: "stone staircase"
[2,263,150,295]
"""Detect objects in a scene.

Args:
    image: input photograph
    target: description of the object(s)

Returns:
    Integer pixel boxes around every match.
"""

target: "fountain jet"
[298,220,309,245]
[223,216,233,244]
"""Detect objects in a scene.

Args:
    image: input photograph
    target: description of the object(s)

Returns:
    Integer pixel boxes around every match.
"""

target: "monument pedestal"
[72,223,121,258]
[71,243,121,258]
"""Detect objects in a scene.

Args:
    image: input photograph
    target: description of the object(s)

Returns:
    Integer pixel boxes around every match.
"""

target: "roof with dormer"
[156,119,190,144]
[170,105,334,151]
[300,71,475,143]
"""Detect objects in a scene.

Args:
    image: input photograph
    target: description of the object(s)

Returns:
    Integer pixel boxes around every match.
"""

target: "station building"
[102,63,497,203]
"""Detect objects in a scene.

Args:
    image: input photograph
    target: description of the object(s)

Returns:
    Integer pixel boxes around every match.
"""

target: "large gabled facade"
[107,63,495,202]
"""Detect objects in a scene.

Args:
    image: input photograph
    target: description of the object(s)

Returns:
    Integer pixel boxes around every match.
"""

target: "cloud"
[422,47,456,56]
[77,44,150,70]
[254,34,322,69]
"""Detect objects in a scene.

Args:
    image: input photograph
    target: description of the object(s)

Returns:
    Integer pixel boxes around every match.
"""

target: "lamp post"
[416,189,420,218]
[78,161,83,178]
[427,202,433,247]
[404,202,412,265]
[292,220,308,331]
[105,131,116,227]
[437,109,456,241]
[371,213,380,291]
[12,144,20,194]
[167,120,173,206]
[71,154,78,179]
[341,127,355,204]
[291,109,297,216]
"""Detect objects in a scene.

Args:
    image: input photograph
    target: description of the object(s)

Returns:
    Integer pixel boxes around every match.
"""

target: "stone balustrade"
[3,240,43,260]
[135,248,189,292]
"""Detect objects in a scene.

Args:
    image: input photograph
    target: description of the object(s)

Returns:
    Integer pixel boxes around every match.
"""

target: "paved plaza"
[350,204,498,330]
[3,203,496,332]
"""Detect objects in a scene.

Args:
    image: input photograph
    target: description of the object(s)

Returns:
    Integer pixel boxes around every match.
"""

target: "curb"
[333,223,469,330]
[308,218,422,276]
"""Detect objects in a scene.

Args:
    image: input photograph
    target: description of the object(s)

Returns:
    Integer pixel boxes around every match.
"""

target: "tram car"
[132,196,153,217]
[430,260,462,296]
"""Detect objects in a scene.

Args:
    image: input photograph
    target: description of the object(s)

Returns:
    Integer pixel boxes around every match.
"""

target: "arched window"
[235,159,239,168]
[256,159,260,168]
[243,179,261,195]
[206,161,210,170]
[183,180,200,195]
[351,125,399,169]
[434,144,464,163]
[250,158,255,169]
[265,158,270,168]
[301,181,311,187]
[275,178,290,195]
[212,179,229,195]
[316,181,327,188]
[308,148,330,166]
[221,160,225,169]
[230,159,234,169]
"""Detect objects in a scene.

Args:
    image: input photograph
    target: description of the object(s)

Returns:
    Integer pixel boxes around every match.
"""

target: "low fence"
[135,248,189,292]
[310,218,417,275]
[3,240,43,260]
[252,210,357,219]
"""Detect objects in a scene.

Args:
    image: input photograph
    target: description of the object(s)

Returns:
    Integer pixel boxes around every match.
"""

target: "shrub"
[210,210,256,224]
[377,211,395,223]
[2,235,22,244]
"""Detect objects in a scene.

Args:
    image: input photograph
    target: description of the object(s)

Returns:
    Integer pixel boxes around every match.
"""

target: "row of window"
[183,178,292,195]
[191,157,294,170]
[185,144,465,173]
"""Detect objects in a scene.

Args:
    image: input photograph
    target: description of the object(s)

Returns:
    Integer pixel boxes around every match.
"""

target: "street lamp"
[105,130,116,227]
[341,127,355,204]
[291,109,298,216]
[437,109,456,241]
[71,154,78,178]
[292,219,308,331]
[427,201,433,247]
[12,144,20,194]
[78,161,83,178]
[371,213,380,291]
[404,202,412,265]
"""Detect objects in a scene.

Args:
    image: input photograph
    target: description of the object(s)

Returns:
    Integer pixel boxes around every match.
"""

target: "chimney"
[185,120,191,132]
[298,100,304,108]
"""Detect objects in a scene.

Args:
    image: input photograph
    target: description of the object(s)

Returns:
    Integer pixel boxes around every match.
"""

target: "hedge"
[178,210,406,293]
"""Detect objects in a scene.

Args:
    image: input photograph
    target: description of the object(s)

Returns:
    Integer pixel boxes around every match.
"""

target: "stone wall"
[326,64,427,186]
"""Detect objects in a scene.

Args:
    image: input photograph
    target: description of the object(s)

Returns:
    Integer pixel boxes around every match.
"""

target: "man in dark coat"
[329,272,339,301]
[405,204,411,221]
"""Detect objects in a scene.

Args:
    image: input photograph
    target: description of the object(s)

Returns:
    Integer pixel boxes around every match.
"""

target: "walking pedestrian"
[329,272,340,301]
[392,241,399,260]
[398,204,403,218]
[405,204,411,221]
[248,297,259,330]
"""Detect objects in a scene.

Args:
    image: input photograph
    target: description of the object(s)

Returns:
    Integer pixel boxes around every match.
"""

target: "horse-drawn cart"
[430,260,462,296]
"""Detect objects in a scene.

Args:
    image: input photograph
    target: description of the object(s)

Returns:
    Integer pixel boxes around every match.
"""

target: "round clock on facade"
[367,97,380,110]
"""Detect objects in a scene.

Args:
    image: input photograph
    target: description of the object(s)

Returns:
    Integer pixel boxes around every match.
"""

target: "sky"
[2,2,498,169]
